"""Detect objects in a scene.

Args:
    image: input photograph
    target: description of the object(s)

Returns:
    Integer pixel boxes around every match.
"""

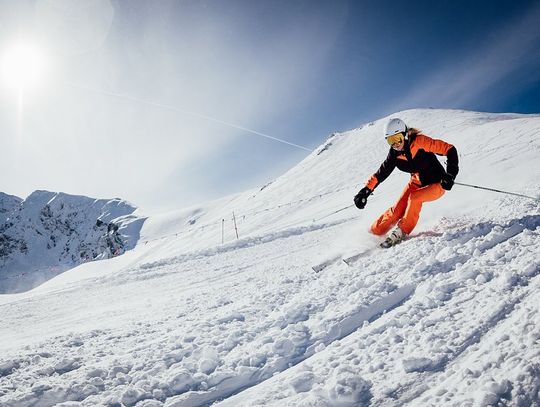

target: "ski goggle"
[386,132,405,146]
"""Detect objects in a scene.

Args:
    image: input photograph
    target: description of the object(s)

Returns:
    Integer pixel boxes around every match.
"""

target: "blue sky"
[1,0,540,211]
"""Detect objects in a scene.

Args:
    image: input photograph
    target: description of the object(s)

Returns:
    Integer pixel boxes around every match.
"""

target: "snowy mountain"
[0,192,22,224]
[0,191,146,293]
[0,109,539,406]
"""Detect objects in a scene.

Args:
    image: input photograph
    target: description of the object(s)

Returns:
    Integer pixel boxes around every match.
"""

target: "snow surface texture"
[0,109,539,406]
[0,191,146,293]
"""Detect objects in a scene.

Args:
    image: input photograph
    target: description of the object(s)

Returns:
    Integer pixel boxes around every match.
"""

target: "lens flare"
[1,42,47,91]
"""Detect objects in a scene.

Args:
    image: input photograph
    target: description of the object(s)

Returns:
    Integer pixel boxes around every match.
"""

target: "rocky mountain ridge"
[0,190,145,293]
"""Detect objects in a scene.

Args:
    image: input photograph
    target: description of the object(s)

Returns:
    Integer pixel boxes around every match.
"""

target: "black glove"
[441,172,455,191]
[354,187,372,209]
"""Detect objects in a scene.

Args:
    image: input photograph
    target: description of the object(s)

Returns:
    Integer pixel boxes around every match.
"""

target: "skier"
[354,118,459,248]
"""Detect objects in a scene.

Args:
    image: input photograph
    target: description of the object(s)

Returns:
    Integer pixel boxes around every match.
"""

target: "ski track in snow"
[1,109,539,407]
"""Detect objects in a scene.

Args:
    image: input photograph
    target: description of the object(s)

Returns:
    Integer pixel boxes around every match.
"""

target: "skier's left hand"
[441,173,455,190]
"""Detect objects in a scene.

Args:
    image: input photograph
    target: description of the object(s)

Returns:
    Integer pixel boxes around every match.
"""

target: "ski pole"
[313,204,355,222]
[454,182,539,201]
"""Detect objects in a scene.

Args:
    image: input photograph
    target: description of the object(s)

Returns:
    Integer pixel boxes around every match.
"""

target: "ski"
[344,247,380,265]
[342,250,370,266]
[311,255,343,272]
[314,237,405,271]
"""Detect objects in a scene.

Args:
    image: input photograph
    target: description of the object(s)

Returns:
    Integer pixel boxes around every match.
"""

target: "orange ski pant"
[370,180,445,236]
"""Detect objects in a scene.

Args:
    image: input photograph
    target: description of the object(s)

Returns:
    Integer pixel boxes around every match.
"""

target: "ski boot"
[380,226,406,248]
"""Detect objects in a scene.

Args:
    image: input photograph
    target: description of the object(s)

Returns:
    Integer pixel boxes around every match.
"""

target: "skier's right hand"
[441,172,455,191]
[354,187,372,209]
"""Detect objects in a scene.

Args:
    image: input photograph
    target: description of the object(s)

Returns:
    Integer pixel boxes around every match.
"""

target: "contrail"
[67,83,313,152]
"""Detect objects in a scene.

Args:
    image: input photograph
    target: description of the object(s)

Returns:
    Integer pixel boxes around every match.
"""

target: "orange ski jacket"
[366,133,459,190]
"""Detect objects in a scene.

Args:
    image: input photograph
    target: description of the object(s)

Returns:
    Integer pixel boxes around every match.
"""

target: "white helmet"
[384,118,407,138]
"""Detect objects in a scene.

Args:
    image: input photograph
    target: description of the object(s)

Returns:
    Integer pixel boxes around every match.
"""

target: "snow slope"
[0,109,539,406]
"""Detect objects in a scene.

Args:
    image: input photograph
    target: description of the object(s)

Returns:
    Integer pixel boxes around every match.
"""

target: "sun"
[1,42,47,92]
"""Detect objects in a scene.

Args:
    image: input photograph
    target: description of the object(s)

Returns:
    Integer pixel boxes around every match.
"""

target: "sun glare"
[1,42,47,91]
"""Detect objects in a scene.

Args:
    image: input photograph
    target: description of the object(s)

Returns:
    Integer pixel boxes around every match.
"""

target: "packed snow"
[0,109,539,406]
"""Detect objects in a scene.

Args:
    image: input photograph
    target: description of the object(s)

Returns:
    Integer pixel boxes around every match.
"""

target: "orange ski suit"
[365,133,459,235]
